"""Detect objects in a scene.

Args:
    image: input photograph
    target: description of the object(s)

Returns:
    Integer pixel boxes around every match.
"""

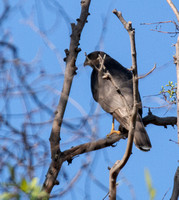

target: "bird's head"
[84,51,108,68]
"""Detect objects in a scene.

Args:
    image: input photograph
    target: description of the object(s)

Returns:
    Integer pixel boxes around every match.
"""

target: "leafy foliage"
[0,165,48,200]
[160,81,177,104]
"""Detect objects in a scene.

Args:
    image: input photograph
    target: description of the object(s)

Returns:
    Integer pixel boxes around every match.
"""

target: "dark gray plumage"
[84,51,152,151]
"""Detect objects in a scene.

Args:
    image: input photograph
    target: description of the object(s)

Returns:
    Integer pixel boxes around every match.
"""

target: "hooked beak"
[84,52,89,67]
[84,59,89,67]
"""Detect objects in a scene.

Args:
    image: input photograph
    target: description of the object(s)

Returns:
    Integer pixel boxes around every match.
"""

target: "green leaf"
[20,178,28,192]
[30,178,38,189]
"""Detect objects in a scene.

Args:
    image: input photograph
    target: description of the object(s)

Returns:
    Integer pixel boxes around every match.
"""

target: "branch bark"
[166,0,179,144]
[170,167,179,200]
[42,0,91,194]
[166,0,179,23]
[143,111,177,127]
[176,35,179,144]
[109,10,139,200]
[166,3,179,200]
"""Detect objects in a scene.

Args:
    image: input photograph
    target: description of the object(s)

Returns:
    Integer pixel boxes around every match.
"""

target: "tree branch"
[138,64,156,79]
[170,166,179,200]
[109,10,139,200]
[53,112,176,162]
[167,0,179,143]
[143,111,177,127]
[166,0,179,24]
[63,133,127,162]
[176,36,179,144]
[42,0,91,194]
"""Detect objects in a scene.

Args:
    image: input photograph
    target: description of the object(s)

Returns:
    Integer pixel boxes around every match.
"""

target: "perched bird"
[84,51,151,151]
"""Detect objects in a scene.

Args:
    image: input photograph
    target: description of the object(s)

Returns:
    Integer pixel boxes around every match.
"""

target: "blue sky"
[1,0,179,199]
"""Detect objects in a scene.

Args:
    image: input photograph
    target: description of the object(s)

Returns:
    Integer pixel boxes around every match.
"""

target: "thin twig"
[140,20,176,26]
[161,187,171,200]
[141,20,179,35]
[138,64,156,79]
[151,29,179,35]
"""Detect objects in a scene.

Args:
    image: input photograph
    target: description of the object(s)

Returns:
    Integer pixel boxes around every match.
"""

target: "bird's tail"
[113,110,151,151]
[134,114,151,151]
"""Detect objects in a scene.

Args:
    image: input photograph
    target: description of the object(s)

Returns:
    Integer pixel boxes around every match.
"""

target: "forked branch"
[42,0,91,194]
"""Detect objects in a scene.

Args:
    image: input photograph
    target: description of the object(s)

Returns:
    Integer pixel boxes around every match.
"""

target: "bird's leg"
[107,117,121,137]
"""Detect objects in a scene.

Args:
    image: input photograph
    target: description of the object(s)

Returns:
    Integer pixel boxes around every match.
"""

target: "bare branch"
[169,139,179,144]
[150,29,179,35]
[63,133,126,162]
[142,110,177,127]
[170,167,179,200]
[42,132,126,195]
[166,0,179,24]
[109,9,139,200]
[166,0,179,144]
[141,20,177,26]
[42,0,91,194]
[138,64,156,79]
[162,187,171,200]
[141,20,179,36]
[175,36,179,144]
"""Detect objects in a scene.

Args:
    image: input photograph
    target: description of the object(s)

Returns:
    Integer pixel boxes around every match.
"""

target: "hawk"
[84,51,151,151]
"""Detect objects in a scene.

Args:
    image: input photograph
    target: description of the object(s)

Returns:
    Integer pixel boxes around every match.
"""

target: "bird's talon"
[107,130,121,137]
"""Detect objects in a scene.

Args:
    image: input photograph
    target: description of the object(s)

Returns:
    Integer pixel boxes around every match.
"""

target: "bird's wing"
[91,57,134,114]
[105,57,143,116]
